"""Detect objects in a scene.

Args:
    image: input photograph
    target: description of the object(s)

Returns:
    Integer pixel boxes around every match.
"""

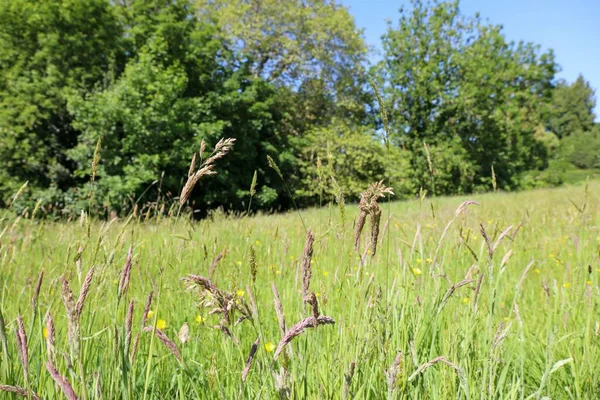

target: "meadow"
[0,180,599,399]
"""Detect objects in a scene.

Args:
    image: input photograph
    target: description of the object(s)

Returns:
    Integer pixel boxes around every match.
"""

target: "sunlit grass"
[0,181,599,398]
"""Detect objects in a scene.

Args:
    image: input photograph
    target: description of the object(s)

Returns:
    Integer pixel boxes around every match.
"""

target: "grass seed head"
[301,230,314,302]
[46,361,79,400]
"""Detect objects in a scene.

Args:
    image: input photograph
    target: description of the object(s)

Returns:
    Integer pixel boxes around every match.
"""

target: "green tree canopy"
[547,75,596,139]
[0,0,122,204]
[376,0,558,192]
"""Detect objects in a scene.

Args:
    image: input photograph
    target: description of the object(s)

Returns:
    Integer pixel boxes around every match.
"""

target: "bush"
[296,123,414,204]
[558,129,600,169]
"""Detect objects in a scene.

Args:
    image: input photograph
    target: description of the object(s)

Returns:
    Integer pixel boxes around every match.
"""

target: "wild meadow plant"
[0,138,598,399]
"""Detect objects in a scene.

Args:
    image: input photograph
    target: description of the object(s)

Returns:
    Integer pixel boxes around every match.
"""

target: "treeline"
[0,0,597,217]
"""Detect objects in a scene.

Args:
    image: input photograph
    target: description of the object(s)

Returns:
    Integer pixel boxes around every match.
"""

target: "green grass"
[0,181,599,399]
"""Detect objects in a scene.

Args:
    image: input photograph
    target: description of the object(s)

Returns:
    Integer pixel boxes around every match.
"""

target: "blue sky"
[341,0,600,117]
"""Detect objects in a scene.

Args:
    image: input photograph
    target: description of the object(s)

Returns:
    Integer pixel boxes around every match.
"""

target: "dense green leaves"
[547,75,596,139]
[0,0,122,204]
[0,0,598,216]
[377,0,558,191]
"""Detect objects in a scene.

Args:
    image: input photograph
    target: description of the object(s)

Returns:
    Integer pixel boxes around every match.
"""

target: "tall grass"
[0,181,599,398]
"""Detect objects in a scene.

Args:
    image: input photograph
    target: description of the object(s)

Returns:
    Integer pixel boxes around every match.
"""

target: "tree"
[196,0,371,125]
[377,0,557,191]
[547,75,596,139]
[0,0,122,205]
[68,1,299,215]
[296,121,414,203]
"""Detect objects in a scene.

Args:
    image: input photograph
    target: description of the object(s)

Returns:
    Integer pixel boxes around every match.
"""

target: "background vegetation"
[0,0,598,218]
[1,181,599,398]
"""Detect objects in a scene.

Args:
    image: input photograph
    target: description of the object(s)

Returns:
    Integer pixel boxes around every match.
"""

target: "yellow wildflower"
[562,283,571,289]
[412,267,422,276]
[236,260,242,266]
[416,258,423,264]
[462,297,470,304]
[264,342,276,352]
[534,269,541,274]
[157,319,167,330]
[236,289,245,297]
[322,271,329,277]
[147,310,155,319]
[195,315,205,324]
[276,269,281,275]
[43,327,49,338]
[586,280,592,286]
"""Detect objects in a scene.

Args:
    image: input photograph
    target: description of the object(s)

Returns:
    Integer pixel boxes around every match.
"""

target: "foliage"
[0,0,598,218]
[0,0,122,205]
[558,127,600,169]
[546,75,596,139]
[296,122,413,203]
[68,17,297,214]
[196,0,373,126]
[377,0,558,191]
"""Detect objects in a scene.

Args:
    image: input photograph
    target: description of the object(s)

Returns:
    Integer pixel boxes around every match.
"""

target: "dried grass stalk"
[75,267,95,317]
[0,385,42,400]
[273,367,291,400]
[386,352,404,396]
[143,327,181,363]
[130,334,140,364]
[178,323,190,345]
[369,205,382,256]
[516,260,535,292]
[353,200,368,250]
[241,336,260,382]
[188,153,197,178]
[249,246,258,284]
[473,273,484,313]
[272,282,286,338]
[354,181,393,255]
[301,230,314,302]
[492,225,513,254]
[209,248,228,279]
[61,270,94,360]
[141,290,153,327]
[31,271,44,311]
[480,224,493,259]
[455,200,479,217]
[304,292,319,321]
[180,138,236,205]
[183,274,253,338]
[492,321,511,348]
[15,315,28,379]
[46,361,79,400]
[273,315,335,360]
[45,311,56,361]
[118,246,132,300]
[437,279,474,314]
[407,356,469,398]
